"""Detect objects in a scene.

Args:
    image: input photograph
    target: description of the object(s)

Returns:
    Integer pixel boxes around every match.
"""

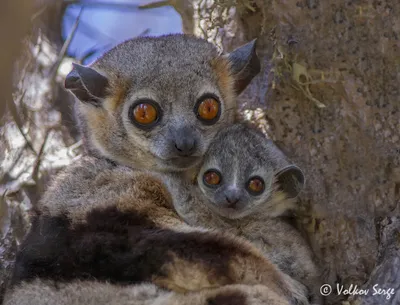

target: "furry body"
[160,124,322,304]
[5,157,307,305]
[4,280,289,305]
[4,36,308,305]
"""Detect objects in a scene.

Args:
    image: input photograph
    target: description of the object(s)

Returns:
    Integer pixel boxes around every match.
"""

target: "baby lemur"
[5,157,308,305]
[160,124,323,304]
[65,34,260,172]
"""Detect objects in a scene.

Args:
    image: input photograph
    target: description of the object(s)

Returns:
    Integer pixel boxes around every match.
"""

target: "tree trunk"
[348,216,400,305]
[191,1,400,304]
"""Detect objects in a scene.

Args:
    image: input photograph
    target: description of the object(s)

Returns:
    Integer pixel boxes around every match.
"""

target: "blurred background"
[62,0,182,64]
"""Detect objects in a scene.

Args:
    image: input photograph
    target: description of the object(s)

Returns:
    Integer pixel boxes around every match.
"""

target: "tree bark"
[348,216,400,305]
[191,1,400,304]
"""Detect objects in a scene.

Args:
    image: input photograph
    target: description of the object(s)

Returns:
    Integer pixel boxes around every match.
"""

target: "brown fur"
[158,124,322,304]
[207,290,248,305]
[104,73,130,112]
[66,35,260,172]
[8,156,307,305]
[4,280,290,305]
[210,57,235,109]
[164,184,321,303]
[164,176,321,303]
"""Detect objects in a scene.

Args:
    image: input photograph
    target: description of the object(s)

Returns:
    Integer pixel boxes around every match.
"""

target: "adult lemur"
[65,34,260,172]
[4,35,309,305]
[5,157,307,305]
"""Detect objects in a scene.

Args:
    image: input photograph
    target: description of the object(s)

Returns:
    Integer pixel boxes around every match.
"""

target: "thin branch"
[6,91,37,155]
[64,0,139,10]
[47,8,83,80]
[31,129,51,183]
[3,143,28,176]
[64,11,117,43]
[66,140,83,158]
[79,43,113,64]
[77,28,150,64]
[17,56,33,88]
[31,4,49,21]
[139,1,170,10]
[138,28,151,37]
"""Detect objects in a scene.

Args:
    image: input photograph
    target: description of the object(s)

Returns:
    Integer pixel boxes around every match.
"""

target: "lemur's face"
[198,159,274,219]
[65,35,259,172]
[121,75,232,171]
[197,124,305,219]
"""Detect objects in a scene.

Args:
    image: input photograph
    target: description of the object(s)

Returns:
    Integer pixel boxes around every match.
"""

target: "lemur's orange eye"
[198,98,219,120]
[133,103,157,124]
[203,170,222,187]
[196,95,220,124]
[247,177,265,195]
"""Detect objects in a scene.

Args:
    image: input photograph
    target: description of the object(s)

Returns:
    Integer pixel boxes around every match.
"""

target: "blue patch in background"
[62,0,182,64]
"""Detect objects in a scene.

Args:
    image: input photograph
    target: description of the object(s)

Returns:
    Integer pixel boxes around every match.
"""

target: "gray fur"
[65,34,260,172]
[160,124,322,304]
[4,280,291,305]
[5,156,309,305]
[4,280,170,305]
[197,124,304,219]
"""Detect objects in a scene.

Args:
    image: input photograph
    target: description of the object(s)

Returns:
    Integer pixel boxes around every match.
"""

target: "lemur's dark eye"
[195,94,221,125]
[203,169,222,187]
[246,177,265,195]
[129,100,161,129]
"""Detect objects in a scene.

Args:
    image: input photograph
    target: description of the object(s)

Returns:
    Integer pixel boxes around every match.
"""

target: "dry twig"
[31,129,51,183]
[6,91,36,155]
[47,8,83,80]
[64,0,139,10]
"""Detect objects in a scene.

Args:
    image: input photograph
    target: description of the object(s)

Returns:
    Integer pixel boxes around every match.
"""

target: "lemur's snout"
[174,138,196,156]
[222,188,242,208]
[172,127,197,157]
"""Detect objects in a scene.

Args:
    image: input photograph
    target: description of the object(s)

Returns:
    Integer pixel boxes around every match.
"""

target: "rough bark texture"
[192,1,400,304]
[348,216,400,305]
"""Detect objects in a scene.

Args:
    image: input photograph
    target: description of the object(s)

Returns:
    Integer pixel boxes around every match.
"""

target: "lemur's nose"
[173,127,197,157]
[223,189,242,208]
[225,196,239,206]
[174,138,196,156]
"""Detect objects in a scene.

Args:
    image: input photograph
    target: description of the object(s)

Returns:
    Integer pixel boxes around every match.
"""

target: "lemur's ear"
[65,63,109,106]
[275,165,305,198]
[224,39,260,95]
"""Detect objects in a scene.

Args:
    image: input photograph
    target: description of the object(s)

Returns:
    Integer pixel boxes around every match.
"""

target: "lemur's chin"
[216,209,245,220]
[206,202,253,220]
[160,156,202,172]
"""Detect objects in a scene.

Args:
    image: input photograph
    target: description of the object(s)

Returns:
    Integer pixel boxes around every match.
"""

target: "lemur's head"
[197,124,305,219]
[65,34,260,172]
